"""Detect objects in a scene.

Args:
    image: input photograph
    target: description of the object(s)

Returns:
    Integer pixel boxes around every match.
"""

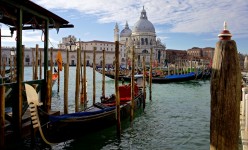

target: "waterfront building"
[118,6,166,67]
[58,36,126,67]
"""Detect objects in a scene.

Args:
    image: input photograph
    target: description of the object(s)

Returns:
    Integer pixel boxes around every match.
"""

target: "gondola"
[103,72,146,82]
[25,82,144,143]
[150,72,197,83]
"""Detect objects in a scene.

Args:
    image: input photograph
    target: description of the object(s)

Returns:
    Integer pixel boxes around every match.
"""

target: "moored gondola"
[25,83,143,143]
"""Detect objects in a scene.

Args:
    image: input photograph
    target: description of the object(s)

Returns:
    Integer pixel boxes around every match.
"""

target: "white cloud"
[32,0,248,37]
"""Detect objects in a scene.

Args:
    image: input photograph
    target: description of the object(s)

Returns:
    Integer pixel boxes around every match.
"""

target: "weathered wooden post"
[115,41,121,138]
[83,50,87,109]
[34,44,38,80]
[93,47,96,104]
[9,53,13,82]
[46,70,52,112]
[149,48,153,101]
[75,48,81,112]
[102,49,106,98]
[130,45,135,122]
[32,47,35,80]
[39,48,42,79]
[142,56,146,109]
[64,63,69,114]
[210,22,241,150]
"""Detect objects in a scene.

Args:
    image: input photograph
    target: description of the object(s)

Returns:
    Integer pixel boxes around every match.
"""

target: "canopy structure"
[0,0,74,142]
[0,0,73,30]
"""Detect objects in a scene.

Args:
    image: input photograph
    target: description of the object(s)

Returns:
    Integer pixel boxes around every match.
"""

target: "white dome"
[133,7,155,33]
[120,21,132,37]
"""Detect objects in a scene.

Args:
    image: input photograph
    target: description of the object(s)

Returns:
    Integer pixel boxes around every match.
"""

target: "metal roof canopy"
[0,0,74,141]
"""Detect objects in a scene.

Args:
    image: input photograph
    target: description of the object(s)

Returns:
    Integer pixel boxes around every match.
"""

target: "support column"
[13,7,23,139]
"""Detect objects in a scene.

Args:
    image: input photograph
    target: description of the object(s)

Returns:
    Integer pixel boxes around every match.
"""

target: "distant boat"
[151,72,196,83]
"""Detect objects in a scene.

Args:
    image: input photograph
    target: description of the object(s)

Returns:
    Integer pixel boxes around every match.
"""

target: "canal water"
[24,67,210,150]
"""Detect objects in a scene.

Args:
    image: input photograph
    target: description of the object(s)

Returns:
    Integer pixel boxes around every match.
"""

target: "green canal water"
[24,67,210,150]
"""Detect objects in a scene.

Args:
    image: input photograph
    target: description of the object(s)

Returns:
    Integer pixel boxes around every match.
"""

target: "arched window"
[145,38,148,45]
[142,49,148,53]
[141,38,144,45]
[25,55,30,63]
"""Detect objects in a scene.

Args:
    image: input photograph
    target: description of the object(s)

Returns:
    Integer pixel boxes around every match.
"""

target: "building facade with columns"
[117,6,166,67]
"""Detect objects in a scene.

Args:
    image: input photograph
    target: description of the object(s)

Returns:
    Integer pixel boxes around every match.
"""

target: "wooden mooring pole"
[39,47,42,79]
[142,56,146,109]
[102,49,106,98]
[83,50,87,109]
[46,70,52,112]
[210,22,241,150]
[75,48,81,112]
[64,63,69,114]
[130,45,135,122]
[149,48,153,101]
[115,41,121,138]
[93,47,96,104]
[34,44,38,80]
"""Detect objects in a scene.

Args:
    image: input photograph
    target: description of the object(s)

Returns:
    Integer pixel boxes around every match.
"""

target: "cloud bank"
[33,0,248,37]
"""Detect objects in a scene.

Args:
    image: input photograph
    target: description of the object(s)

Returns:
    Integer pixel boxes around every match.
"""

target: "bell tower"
[114,22,119,41]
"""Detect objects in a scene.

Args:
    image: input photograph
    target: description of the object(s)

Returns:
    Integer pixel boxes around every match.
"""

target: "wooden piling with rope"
[210,22,241,150]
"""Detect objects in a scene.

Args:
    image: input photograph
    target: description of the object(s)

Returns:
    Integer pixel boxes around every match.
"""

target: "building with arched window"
[117,6,166,67]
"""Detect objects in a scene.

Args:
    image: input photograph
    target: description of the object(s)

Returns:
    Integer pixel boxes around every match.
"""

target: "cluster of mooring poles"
[210,22,241,150]
[114,40,153,138]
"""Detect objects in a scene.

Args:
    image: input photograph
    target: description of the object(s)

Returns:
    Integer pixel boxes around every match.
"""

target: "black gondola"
[25,83,143,143]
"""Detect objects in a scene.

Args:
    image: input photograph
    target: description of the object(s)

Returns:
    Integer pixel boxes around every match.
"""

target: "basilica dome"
[133,7,155,33]
[120,21,132,37]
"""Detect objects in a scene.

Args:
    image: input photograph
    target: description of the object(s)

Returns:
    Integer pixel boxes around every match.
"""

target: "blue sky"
[1,0,248,54]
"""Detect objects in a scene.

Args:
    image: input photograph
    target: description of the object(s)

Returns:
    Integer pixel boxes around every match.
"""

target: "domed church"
[114,6,166,67]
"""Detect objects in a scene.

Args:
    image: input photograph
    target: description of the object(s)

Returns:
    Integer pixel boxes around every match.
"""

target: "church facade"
[116,6,166,67]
